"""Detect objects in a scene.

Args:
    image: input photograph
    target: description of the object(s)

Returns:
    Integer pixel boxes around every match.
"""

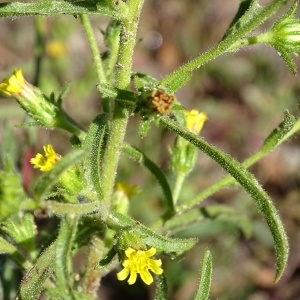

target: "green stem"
[172,172,185,205]
[59,111,86,141]
[80,14,112,114]
[101,0,144,208]
[79,14,107,85]
[33,17,45,87]
[158,0,286,90]
[82,236,106,298]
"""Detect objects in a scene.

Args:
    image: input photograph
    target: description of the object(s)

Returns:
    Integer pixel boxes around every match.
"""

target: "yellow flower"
[115,181,139,198]
[45,40,66,58]
[117,247,163,285]
[0,69,26,96]
[30,144,59,172]
[184,109,208,134]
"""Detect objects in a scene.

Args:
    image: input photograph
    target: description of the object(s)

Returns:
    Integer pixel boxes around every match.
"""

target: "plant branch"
[158,0,287,91]
[101,0,144,208]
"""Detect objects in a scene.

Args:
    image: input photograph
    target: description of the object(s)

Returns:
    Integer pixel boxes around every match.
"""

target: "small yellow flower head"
[117,247,163,285]
[45,40,66,58]
[0,69,27,97]
[0,69,65,128]
[184,109,208,134]
[30,144,59,172]
[115,181,139,199]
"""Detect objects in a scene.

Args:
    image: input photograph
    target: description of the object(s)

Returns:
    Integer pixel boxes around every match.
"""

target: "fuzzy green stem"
[33,17,45,87]
[80,14,107,85]
[58,111,86,141]
[82,236,106,298]
[172,172,185,205]
[101,0,144,208]
[159,0,286,90]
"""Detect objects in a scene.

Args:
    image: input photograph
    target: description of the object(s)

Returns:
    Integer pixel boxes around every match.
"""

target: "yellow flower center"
[116,247,163,285]
[30,144,59,172]
[0,69,25,96]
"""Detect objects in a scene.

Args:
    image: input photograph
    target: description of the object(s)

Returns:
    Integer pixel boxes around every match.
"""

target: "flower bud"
[171,109,208,175]
[0,69,63,127]
[0,69,83,137]
[257,3,300,73]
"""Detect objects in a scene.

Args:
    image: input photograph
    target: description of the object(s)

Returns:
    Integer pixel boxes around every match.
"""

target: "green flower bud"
[0,69,83,136]
[171,109,208,175]
[258,3,300,73]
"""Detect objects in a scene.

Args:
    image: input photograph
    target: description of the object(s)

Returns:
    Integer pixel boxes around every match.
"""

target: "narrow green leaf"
[160,116,288,282]
[83,114,107,199]
[55,217,78,298]
[107,212,197,255]
[34,148,86,202]
[260,110,296,154]
[132,72,158,91]
[0,236,17,254]
[57,82,71,107]
[194,250,212,300]
[19,242,56,300]
[182,111,297,210]
[0,168,27,220]
[45,201,102,216]
[158,71,191,95]
[0,0,126,19]
[0,236,28,268]
[122,143,175,219]
[2,214,37,258]
[154,273,168,300]
[158,0,286,91]
[97,247,117,268]
[223,0,262,40]
[1,123,18,168]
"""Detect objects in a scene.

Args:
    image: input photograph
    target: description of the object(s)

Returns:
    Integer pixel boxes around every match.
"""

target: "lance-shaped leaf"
[122,143,174,219]
[55,217,79,298]
[107,212,197,255]
[45,201,102,217]
[0,0,127,20]
[160,116,288,282]
[0,236,17,254]
[34,148,86,202]
[222,0,262,40]
[0,236,28,268]
[19,242,56,300]
[194,250,212,300]
[154,273,168,300]
[83,114,107,199]
[181,111,297,211]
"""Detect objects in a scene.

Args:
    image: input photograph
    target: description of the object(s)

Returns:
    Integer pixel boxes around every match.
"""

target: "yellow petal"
[127,270,137,285]
[14,69,25,84]
[125,247,136,258]
[145,247,156,257]
[140,270,154,285]
[149,259,163,275]
[117,267,130,281]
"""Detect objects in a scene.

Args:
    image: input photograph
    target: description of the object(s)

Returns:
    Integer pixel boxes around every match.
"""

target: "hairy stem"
[80,14,107,85]
[159,0,286,90]
[101,0,144,208]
